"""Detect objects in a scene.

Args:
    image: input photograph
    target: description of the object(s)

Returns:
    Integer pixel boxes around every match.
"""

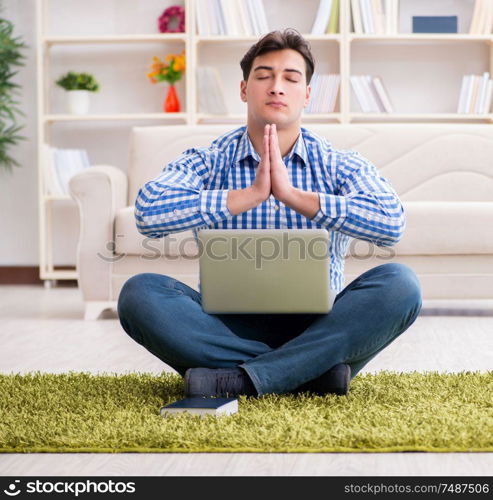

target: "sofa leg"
[84,301,117,320]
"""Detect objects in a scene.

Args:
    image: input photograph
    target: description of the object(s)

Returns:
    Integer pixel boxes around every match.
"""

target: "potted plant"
[0,15,27,172]
[55,71,100,115]
[147,51,185,112]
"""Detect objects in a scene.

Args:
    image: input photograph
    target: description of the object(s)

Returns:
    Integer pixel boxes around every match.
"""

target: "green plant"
[55,72,100,92]
[0,11,28,172]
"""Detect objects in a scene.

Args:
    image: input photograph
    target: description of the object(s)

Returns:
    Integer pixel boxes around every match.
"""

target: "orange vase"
[164,84,180,112]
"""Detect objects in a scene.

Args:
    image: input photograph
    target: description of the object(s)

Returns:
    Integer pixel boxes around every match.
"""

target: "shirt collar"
[234,126,308,168]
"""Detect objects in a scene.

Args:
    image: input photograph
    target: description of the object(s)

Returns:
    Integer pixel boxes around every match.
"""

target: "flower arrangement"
[158,5,185,33]
[55,72,100,92]
[147,51,186,85]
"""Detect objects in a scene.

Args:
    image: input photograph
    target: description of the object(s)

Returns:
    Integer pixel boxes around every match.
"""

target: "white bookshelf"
[36,0,493,284]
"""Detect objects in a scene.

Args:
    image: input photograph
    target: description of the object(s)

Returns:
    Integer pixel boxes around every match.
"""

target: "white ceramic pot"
[67,90,91,115]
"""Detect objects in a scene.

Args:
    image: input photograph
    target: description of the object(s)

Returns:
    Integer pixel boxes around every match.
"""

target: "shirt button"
[173,209,178,214]
[274,205,280,211]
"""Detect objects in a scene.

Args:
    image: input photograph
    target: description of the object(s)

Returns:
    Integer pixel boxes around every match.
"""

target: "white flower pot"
[67,90,91,115]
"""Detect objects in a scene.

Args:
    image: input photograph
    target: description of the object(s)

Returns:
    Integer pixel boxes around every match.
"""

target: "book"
[351,0,363,33]
[469,0,483,34]
[196,66,228,114]
[457,74,468,113]
[350,75,369,112]
[327,0,340,34]
[476,72,490,114]
[305,73,341,113]
[464,74,475,113]
[42,144,64,196]
[469,75,481,113]
[160,397,238,417]
[50,148,90,195]
[476,0,491,35]
[311,0,332,35]
[365,75,381,112]
[196,0,210,35]
[373,76,393,113]
[412,16,458,34]
[361,0,374,34]
[384,0,391,34]
[350,75,393,113]
[254,0,269,35]
[483,80,493,113]
[371,0,384,35]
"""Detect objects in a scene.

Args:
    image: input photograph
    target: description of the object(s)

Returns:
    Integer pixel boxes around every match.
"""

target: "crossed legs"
[117,263,422,395]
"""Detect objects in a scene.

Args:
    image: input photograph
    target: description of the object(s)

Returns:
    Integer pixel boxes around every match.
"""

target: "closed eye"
[257,77,298,83]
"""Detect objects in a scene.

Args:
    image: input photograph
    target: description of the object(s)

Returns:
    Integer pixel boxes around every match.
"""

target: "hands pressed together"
[228,123,320,219]
[251,123,294,204]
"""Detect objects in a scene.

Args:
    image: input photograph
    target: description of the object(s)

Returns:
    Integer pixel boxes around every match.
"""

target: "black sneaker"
[292,363,351,396]
[184,367,258,398]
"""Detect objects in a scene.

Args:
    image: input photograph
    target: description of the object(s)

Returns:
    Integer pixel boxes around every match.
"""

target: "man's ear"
[304,84,311,108]
[240,80,247,103]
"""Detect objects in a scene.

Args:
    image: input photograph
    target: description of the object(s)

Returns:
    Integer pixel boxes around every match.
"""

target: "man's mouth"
[267,102,287,109]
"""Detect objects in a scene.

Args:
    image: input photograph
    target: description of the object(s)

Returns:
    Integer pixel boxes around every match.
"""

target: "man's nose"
[269,86,285,95]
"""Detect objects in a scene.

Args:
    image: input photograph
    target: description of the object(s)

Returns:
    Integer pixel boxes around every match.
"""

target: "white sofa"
[69,123,493,319]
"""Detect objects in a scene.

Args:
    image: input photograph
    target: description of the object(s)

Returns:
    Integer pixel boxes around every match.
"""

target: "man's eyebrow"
[253,65,302,76]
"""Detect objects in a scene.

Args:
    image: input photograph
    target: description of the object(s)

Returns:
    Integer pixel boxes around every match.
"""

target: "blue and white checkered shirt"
[135,125,405,293]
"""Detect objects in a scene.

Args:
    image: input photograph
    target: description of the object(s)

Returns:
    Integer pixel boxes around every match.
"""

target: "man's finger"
[263,125,270,167]
[269,123,275,161]
[270,123,281,163]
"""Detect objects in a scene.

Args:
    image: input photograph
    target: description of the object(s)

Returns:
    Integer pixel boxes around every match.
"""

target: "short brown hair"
[240,28,315,86]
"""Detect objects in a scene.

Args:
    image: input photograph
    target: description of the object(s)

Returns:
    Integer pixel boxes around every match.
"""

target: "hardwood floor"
[0,285,491,476]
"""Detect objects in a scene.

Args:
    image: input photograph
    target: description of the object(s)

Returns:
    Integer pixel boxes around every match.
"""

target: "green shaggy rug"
[0,371,491,453]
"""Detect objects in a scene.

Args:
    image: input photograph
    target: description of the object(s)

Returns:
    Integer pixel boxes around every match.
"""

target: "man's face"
[240,49,311,128]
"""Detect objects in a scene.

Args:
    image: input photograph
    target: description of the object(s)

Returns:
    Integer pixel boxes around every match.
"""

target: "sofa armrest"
[69,165,128,301]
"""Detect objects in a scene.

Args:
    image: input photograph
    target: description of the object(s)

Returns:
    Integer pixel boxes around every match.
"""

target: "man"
[117,29,422,399]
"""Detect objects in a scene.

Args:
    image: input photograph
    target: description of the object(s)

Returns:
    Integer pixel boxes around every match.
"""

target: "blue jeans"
[117,263,422,396]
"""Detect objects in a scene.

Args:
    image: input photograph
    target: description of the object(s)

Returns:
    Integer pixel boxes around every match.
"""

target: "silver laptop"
[198,229,334,314]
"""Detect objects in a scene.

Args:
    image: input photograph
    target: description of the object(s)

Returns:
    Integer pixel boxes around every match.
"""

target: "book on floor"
[160,397,238,418]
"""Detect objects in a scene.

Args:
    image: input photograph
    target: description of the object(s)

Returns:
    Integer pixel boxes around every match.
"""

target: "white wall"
[0,0,39,265]
[0,0,480,266]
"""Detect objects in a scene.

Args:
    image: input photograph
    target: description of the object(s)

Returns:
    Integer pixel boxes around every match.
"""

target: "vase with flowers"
[147,51,186,112]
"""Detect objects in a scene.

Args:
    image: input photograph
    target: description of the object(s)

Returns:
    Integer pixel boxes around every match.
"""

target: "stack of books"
[310,0,340,34]
[42,145,90,196]
[350,75,394,113]
[351,0,399,35]
[195,0,268,36]
[469,0,493,35]
[196,66,228,115]
[305,73,341,113]
[457,72,493,114]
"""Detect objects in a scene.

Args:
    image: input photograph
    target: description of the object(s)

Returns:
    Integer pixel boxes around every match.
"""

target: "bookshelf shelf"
[44,113,188,123]
[36,0,493,282]
[349,113,493,122]
[349,34,493,43]
[43,34,188,46]
[195,34,341,44]
[197,113,342,121]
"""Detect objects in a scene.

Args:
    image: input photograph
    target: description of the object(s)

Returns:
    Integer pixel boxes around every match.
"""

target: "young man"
[118,29,422,398]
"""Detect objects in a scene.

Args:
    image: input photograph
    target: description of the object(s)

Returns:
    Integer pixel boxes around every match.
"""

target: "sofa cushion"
[115,202,493,258]
[115,206,198,258]
[351,201,493,257]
